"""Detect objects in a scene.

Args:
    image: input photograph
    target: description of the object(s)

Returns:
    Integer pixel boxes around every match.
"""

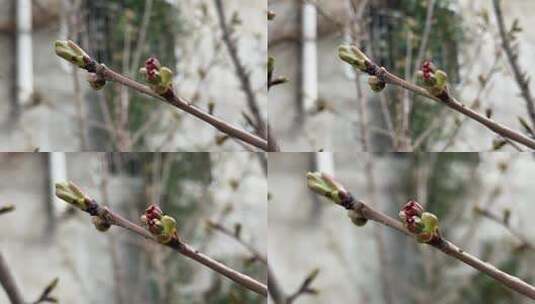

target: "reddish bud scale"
[144,204,163,221]
[402,200,423,218]
[421,61,434,80]
[400,200,425,233]
[142,204,165,234]
[144,58,161,81]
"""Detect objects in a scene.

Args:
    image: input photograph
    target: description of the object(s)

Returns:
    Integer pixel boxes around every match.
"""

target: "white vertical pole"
[49,152,68,215]
[17,0,34,106]
[315,152,334,175]
[302,2,317,110]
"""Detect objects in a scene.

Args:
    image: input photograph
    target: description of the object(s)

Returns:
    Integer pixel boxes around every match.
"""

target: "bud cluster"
[140,204,178,244]
[399,200,440,243]
[417,61,449,98]
[140,57,174,95]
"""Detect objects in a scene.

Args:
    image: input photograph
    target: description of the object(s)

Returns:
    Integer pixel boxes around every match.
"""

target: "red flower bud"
[400,200,424,218]
[144,57,161,81]
[143,204,163,221]
[399,200,428,234]
[421,61,435,80]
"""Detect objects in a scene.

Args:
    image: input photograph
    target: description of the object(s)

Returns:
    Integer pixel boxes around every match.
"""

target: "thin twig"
[285,269,319,304]
[492,0,535,130]
[346,2,394,302]
[213,0,279,151]
[0,205,15,215]
[205,219,319,304]
[400,0,436,150]
[213,0,264,135]
[130,0,153,76]
[0,253,24,304]
[206,209,319,303]
[0,251,58,304]
[474,206,533,250]
[206,220,267,264]
[347,0,370,151]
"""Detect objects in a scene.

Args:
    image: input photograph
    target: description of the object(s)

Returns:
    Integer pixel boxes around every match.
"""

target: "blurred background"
[0,152,267,303]
[268,152,535,303]
[0,0,266,151]
[269,0,535,151]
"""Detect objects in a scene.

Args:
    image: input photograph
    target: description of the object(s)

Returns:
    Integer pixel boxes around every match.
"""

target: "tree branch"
[306,172,535,300]
[214,0,280,151]
[205,216,319,303]
[0,253,58,304]
[0,253,24,304]
[0,205,15,215]
[285,269,319,304]
[53,41,269,151]
[54,182,267,297]
[339,45,535,150]
[0,204,58,304]
[206,220,267,264]
[474,206,533,250]
[492,0,535,130]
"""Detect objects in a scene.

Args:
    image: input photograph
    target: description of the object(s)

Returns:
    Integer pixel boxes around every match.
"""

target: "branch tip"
[337,44,370,72]
[54,40,91,70]
[54,181,90,211]
[306,172,352,207]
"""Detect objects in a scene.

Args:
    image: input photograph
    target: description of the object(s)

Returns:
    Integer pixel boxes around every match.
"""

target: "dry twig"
[493,0,535,130]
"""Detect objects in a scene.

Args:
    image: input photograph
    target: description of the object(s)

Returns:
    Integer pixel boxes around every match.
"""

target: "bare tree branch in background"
[344,4,394,302]
[0,253,24,304]
[0,205,15,215]
[493,0,535,130]
[0,208,59,304]
[474,206,534,251]
[205,217,319,303]
[214,0,280,151]
[63,0,89,150]
[206,220,267,264]
[397,0,436,151]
